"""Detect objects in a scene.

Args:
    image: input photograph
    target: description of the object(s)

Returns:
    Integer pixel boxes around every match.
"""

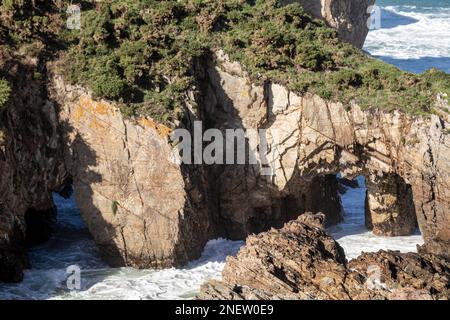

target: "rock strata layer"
[198,213,450,300]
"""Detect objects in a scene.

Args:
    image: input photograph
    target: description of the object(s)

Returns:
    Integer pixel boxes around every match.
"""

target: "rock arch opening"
[329,175,424,259]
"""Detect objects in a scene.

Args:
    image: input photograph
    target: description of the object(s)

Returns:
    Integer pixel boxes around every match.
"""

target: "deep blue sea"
[364,0,450,73]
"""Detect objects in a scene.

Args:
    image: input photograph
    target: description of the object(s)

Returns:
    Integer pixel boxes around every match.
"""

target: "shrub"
[3,0,449,122]
[0,78,11,110]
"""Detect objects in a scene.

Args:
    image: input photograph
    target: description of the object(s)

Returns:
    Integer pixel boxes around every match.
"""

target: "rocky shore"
[0,0,449,296]
[198,213,450,300]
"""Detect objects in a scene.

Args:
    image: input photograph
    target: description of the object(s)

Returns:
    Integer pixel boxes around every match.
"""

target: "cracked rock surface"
[198,213,450,300]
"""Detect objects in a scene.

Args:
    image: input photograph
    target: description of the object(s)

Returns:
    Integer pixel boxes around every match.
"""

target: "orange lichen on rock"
[138,117,172,138]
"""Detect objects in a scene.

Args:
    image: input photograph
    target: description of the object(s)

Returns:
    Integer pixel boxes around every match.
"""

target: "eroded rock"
[203,51,449,246]
[50,74,215,268]
[198,213,450,300]
[0,51,67,282]
[281,0,376,48]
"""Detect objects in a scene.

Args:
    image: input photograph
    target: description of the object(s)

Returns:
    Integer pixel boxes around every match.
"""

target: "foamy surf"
[328,177,424,260]
[0,177,425,300]
[365,5,450,59]
[364,4,450,72]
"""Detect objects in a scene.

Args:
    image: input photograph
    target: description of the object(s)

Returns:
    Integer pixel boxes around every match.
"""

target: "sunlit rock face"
[47,50,449,272]
[206,51,449,246]
[51,74,216,269]
[281,0,376,48]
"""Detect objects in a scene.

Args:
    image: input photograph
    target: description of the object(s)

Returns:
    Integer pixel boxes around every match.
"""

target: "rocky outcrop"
[364,173,417,236]
[0,50,66,282]
[201,51,449,245]
[41,50,449,272]
[281,0,376,48]
[198,213,450,300]
[1,0,448,285]
[50,73,216,268]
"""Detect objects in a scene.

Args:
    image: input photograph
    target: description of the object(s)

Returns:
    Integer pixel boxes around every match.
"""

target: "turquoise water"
[365,0,450,73]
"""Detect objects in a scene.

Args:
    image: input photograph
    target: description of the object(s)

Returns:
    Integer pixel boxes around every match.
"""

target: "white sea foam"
[328,177,424,260]
[365,6,450,59]
[364,5,450,72]
[0,180,425,300]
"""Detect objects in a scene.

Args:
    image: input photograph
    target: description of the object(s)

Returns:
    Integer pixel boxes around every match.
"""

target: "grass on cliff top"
[2,0,450,123]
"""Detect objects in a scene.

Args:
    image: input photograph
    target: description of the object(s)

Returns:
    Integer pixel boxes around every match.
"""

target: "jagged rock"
[349,250,450,300]
[0,50,66,282]
[50,73,215,268]
[198,213,450,300]
[198,213,353,300]
[204,50,449,245]
[281,0,376,48]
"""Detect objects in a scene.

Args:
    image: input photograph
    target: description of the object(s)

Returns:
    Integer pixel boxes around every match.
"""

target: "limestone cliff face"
[281,0,376,48]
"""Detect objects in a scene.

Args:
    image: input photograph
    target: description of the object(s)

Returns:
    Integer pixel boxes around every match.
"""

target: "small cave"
[24,206,57,248]
[24,183,103,271]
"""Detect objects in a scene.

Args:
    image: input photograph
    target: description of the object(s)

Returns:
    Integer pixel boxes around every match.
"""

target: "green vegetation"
[0,0,63,47]
[1,0,450,123]
[0,78,11,109]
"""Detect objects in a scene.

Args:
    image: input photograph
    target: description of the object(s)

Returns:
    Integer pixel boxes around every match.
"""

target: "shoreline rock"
[198,213,450,300]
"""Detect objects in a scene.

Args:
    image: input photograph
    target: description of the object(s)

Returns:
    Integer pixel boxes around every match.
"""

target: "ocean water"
[0,1,445,300]
[364,0,450,73]
[328,177,423,260]
[0,194,243,300]
[0,177,424,300]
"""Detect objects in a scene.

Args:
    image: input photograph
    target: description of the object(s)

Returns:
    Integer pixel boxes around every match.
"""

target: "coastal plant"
[1,0,449,124]
[0,78,11,110]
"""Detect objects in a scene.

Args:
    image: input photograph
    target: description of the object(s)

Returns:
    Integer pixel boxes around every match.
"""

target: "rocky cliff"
[43,50,449,272]
[49,72,216,268]
[0,50,66,282]
[201,51,449,246]
[0,0,449,284]
[281,0,376,48]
